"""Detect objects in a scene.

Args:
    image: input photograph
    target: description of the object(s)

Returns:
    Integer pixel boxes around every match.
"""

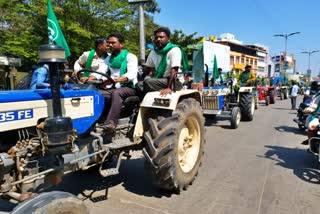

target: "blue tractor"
[0,45,205,213]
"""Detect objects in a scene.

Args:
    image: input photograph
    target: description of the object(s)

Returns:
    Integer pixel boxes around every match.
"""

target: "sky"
[151,0,320,77]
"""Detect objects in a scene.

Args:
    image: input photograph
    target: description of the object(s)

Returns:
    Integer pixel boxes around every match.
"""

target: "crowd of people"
[30,27,188,132]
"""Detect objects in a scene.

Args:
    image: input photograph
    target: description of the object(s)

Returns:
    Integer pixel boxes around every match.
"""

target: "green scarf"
[154,42,189,78]
[240,71,250,84]
[83,49,95,77]
[109,50,133,88]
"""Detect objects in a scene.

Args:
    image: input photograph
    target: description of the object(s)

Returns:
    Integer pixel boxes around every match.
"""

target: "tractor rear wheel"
[12,191,88,214]
[143,98,205,192]
[239,93,254,121]
[230,107,241,129]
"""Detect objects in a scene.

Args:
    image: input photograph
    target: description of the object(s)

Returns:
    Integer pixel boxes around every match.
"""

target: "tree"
[0,0,198,72]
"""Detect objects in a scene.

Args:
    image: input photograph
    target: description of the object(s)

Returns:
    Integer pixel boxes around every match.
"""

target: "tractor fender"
[239,87,254,93]
[133,90,201,141]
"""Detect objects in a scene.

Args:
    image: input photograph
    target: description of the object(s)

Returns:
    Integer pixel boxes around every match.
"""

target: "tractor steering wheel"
[76,69,116,89]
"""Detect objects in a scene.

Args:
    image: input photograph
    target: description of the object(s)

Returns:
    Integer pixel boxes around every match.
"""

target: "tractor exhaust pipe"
[38,45,73,154]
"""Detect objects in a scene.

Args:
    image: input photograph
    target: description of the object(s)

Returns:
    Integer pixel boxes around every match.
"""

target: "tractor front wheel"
[239,93,255,121]
[265,96,270,106]
[230,107,241,129]
[269,90,275,104]
[12,191,88,214]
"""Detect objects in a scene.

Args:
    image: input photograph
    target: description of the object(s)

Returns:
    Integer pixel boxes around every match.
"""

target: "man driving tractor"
[238,64,256,85]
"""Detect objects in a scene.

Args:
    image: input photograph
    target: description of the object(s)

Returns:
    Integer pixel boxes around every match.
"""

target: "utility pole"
[274,32,300,81]
[301,50,319,83]
[128,0,152,63]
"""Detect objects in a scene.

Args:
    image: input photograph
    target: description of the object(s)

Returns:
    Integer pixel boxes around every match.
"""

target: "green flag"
[47,0,71,58]
[213,54,219,79]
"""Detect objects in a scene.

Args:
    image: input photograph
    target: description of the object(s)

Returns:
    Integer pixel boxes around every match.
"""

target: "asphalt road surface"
[7,95,320,214]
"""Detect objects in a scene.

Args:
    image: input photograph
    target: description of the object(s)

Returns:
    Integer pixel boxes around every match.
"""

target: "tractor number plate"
[203,109,222,115]
[0,109,33,123]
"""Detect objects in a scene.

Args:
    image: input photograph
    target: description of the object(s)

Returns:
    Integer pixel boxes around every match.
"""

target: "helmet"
[310,81,320,92]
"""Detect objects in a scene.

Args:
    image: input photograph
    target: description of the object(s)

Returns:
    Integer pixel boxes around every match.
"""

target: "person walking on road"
[290,80,299,110]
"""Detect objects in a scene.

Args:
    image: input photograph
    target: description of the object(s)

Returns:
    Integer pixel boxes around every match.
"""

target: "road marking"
[120,199,172,214]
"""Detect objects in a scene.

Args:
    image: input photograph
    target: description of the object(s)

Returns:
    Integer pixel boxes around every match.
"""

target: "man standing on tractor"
[73,37,109,82]
[142,27,189,96]
[238,64,256,86]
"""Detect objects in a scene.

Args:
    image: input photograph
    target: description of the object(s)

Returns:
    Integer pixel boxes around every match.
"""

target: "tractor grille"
[202,95,219,110]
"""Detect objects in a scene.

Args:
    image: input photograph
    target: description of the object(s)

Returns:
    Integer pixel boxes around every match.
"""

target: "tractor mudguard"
[239,87,254,93]
[0,89,104,134]
[133,90,201,140]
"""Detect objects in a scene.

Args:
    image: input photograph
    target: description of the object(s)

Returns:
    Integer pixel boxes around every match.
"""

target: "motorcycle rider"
[301,90,320,145]
[303,81,320,103]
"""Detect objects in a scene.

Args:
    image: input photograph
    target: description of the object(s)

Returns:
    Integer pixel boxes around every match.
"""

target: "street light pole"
[274,32,300,80]
[138,3,145,62]
[301,50,319,70]
[128,0,152,63]
[301,50,319,83]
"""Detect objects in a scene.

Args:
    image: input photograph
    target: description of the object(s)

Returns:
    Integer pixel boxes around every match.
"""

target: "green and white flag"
[213,55,219,79]
[47,0,71,58]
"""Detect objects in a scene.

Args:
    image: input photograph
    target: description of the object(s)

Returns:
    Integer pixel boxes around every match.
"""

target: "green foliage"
[0,0,198,71]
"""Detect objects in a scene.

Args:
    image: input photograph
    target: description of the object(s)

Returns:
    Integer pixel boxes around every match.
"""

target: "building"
[214,33,269,77]
[215,40,258,75]
[246,44,269,77]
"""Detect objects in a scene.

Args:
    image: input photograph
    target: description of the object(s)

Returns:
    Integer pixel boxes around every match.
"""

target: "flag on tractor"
[47,0,71,58]
[213,54,219,79]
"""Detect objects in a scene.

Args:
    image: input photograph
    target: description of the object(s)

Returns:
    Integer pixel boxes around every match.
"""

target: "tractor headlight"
[211,90,219,96]
[153,98,171,107]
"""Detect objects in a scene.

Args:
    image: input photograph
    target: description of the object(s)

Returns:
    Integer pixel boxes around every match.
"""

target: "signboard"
[0,56,21,67]
[202,41,230,73]
[192,41,230,83]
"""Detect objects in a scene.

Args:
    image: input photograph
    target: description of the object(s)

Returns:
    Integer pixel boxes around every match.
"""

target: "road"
[57,95,320,214]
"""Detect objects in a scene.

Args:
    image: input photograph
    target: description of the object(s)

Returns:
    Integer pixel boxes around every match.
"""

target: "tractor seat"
[123,96,140,106]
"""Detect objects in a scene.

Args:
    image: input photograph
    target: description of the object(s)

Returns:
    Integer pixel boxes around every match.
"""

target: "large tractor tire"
[230,107,241,129]
[143,98,205,192]
[239,93,255,121]
[269,90,275,104]
[12,191,88,214]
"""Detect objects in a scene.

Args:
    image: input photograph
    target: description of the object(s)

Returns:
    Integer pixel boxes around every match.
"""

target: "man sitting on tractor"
[238,64,256,86]
[142,27,189,96]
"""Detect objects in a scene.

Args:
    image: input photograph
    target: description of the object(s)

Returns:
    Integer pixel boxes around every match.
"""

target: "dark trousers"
[143,77,182,93]
[99,87,136,126]
[291,96,297,110]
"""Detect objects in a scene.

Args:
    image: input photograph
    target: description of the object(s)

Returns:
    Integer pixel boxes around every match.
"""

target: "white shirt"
[305,92,320,112]
[290,84,299,96]
[145,47,183,82]
[74,50,108,79]
[304,88,310,96]
[105,52,138,88]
